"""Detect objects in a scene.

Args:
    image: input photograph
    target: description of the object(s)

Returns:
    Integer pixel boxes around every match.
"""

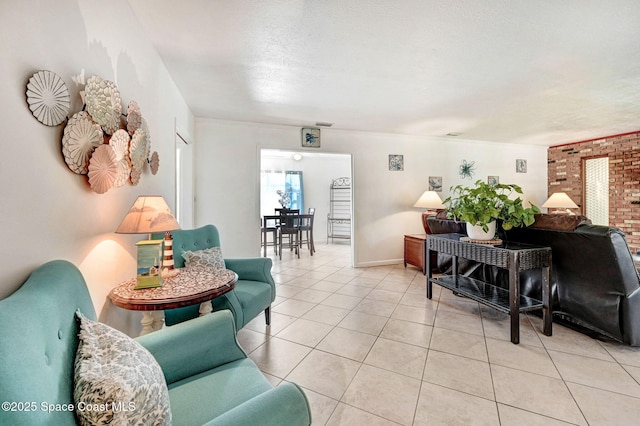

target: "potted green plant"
[443,180,540,240]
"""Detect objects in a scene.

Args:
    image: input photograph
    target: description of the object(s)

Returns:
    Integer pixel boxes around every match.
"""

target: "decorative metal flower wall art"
[130,128,149,174]
[62,111,104,174]
[109,129,132,188]
[26,69,159,193]
[88,145,117,194]
[459,159,476,179]
[84,75,122,135]
[127,100,142,135]
[149,151,160,175]
[130,168,142,186]
[26,70,70,126]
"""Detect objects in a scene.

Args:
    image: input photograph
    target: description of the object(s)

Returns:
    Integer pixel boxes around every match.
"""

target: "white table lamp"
[116,196,181,285]
[542,192,579,215]
[413,191,445,234]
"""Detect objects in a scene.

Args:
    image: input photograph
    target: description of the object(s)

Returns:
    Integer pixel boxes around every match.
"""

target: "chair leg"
[265,306,271,325]
[262,230,267,257]
[278,232,282,260]
[273,230,278,254]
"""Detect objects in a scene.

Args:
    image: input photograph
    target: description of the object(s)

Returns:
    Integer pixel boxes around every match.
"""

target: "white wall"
[195,119,548,266]
[0,0,193,334]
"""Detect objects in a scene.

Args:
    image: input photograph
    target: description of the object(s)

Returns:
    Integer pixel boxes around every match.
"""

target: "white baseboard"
[355,258,404,268]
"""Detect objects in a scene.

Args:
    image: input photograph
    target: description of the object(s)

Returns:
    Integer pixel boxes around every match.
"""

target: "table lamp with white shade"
[115,196,181,288]
[541,192,579,215]
[413,190,446,234]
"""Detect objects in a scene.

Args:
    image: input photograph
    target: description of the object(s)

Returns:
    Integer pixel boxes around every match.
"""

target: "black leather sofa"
[426,212,640,346]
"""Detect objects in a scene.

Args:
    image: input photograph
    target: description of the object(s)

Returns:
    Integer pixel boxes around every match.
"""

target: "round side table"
[109,266,237,335]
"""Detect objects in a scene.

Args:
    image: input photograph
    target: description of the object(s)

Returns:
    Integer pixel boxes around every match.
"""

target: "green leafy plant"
[443,180,540,232]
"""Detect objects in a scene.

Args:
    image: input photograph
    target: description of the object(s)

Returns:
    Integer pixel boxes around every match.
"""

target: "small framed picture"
[488,176,499,185]
[135,239,164,289]
[516,159,527,173]
[301,128,321,148]
[389,154,404,171]
[429,176,442,192]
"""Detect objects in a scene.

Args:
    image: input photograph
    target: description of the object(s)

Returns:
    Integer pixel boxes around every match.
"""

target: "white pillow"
[182,246,225,269]
[73,311,171,426]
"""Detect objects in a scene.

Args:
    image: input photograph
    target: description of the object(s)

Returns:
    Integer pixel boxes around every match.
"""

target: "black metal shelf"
[426,233,552,344]
[430,275,544,314]
[328,177,351,243]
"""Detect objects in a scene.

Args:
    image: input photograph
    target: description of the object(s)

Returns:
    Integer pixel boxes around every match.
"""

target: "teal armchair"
[156,225,275,330]
[138,311,311,426]
[0,260,311,425]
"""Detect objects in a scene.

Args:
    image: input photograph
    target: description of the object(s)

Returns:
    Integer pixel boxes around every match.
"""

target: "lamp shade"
[541,193,579,209]
[413,191,445,209]
[115,196,181,234]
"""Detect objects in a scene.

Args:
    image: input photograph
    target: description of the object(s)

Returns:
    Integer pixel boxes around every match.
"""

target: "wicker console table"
[426,233,552,344]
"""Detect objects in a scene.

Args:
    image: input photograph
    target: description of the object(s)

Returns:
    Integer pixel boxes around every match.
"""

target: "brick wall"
[548,131,640,251]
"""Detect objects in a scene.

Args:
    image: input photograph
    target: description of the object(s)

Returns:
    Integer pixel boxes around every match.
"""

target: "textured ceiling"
[127,0,640,146]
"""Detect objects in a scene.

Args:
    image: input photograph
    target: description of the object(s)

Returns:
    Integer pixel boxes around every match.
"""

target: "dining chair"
[275,208,299,215]
[278,211,300,259]
[298,208,315,255]
[261,215,280,257]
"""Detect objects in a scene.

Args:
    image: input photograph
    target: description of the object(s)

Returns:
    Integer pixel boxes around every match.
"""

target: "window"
[584,156,609,226]
[260,170,304,215]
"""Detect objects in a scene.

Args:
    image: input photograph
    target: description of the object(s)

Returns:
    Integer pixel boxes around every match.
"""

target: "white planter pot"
[466,221,497,241]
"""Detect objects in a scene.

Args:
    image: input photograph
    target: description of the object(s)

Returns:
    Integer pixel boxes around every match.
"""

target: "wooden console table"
[426,233,552,344]
[109,266,237,335]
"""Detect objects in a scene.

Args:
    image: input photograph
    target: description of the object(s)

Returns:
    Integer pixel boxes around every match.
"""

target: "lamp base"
[421,210,439,235]
[550,209,575,215]
[163,231,174,270]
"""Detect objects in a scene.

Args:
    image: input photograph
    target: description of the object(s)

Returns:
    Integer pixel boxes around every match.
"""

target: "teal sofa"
[156,225,275,330]
[0,260,311,425]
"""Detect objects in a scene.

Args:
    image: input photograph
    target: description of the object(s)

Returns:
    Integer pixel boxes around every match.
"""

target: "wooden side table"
[109,266,238,335]
[404,234,427,274]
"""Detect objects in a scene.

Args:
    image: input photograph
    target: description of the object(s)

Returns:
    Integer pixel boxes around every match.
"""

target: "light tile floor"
[241,243,640,425]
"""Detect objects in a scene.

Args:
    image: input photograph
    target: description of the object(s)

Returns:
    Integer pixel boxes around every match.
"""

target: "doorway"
[175,129,194,229]
[260,149,354,262]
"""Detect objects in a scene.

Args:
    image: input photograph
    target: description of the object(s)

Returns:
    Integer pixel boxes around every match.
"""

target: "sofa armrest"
[204,382,311,426]
[136,310,247,385]
[224,257,275,287]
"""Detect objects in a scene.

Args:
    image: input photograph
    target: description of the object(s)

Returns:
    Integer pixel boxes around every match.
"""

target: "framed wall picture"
[301,128,321,148]
[389,154,404,171]
[488,176,499,185]
[516,159,527,173]
[429,176,442,192]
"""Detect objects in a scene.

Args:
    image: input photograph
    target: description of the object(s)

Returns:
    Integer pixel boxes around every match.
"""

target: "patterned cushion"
[182,246,225,269]
[73,311,171,426]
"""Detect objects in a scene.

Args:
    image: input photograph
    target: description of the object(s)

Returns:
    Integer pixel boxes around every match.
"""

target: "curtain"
[285,171,304,212]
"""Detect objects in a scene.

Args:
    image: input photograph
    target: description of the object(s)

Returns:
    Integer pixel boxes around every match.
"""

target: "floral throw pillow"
[73,311,171,426]
[182,246,225,269]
